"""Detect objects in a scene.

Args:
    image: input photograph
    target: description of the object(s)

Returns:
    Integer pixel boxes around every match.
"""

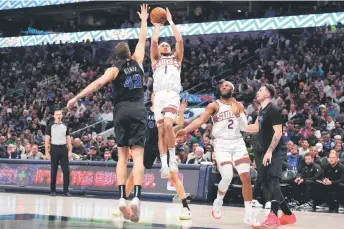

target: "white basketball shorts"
[154,90,180,124]
[214,138,251,174]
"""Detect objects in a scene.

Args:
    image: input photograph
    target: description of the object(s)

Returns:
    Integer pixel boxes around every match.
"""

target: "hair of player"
[265,84,276,98]
[158,41,170,48]
[115,42,130,60]
[54,109,62,114]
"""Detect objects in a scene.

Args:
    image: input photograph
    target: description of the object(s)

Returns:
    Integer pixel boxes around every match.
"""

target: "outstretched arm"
[166,8,183,64]
[67,67,118,109]
[150,23,162,65]
[132,4,149,65]
[173,100,188,132]
[183,102,217,134]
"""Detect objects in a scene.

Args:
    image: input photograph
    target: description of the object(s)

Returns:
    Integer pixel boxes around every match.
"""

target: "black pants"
[260,150,284,202]
[50,145,70,193]
[315,182,344,210]
[292,180,316,203]
[253,150,271,203]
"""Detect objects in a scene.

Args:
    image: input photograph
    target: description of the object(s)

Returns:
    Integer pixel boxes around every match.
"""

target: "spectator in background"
[86,146,101,161]
[8,144,20,159]
[318,151,344,213]
[287,145,300,171]
[103,149,114,162]
[35,129,44,146]
[0,136,6,147]
[14,138,25,155]
[21,144,31,159]
[26,144,44,160]
[326,116,335,131]
[331,122,344,138]
[188,147,206,164]
[72,138,87,157]
[298,139,310,156]
[177,147,187,164]
[307,128,318,146]
[293,152,322,210]
[0,146,9,158]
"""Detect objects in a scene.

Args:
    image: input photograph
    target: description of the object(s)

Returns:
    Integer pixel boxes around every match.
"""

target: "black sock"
[134,185,142,199]
[279,200,292,215]
[271,201,279,216]
[182,198,190,211]
[119,185,127,199]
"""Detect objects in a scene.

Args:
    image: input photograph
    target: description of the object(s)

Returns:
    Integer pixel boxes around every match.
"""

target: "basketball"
[150,7,167,24]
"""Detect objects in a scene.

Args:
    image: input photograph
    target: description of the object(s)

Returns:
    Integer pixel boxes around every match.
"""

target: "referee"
[45,109,72,197]
[246,85,296,227]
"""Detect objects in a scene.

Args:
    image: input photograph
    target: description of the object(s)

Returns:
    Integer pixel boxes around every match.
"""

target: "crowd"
[1,15,344,212]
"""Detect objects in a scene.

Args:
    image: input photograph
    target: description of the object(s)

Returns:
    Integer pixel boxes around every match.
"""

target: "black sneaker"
[50,192,56,196]
[63,192,71,197]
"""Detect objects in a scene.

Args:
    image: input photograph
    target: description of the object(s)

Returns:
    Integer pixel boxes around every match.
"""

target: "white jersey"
[152,55,182,92]
[211,100,247,141]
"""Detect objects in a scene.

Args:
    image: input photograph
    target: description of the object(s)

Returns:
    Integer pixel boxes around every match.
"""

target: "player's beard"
[221,92,232,98]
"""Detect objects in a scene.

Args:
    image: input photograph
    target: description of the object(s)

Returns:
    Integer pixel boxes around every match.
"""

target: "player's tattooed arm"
[267,124,283,153]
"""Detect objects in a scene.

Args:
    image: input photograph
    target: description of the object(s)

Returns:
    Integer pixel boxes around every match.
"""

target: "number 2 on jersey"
[227,119,234,129]
[124,74,142,90]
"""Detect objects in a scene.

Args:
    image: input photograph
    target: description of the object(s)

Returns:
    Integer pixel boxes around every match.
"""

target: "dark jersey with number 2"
[257,102,283,152]
[112,59,144,104]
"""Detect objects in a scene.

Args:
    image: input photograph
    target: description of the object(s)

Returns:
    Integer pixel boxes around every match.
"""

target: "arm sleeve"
[269,106,283,126]
[239,113,248,131]
[45,124,51,137]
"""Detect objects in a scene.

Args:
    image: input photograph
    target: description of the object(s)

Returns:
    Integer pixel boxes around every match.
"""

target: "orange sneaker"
[261,212,280,228]
[279,213,296,225]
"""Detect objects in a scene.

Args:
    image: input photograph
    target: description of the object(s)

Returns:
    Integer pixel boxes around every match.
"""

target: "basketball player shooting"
[176,81,260,228]
[150,8,183,179]
[67,4,149,223]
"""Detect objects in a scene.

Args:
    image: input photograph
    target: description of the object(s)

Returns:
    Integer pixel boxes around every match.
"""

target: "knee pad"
[218,164,234,192]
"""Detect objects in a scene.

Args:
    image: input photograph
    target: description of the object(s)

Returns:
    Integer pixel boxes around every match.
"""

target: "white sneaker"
[129,197,140,223]
[160,166,170,179]
[265,201,271,209]
[252,199,263,208]
[118,198,130,220]
[179,207,192,220]
[169,160,179,172]
[244,213,261,229]
[212,198,223,219]
[112,209,122,217]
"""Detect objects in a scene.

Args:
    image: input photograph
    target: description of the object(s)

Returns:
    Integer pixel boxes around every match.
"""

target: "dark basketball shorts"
[143,144,160,169]
[113,102,147,148]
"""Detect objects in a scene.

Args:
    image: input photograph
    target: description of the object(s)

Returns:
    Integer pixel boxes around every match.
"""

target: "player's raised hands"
[166,7,172,22]
[137,4,149,20]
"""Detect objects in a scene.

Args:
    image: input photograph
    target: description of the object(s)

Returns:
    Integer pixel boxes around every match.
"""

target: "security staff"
[45,109,72,196]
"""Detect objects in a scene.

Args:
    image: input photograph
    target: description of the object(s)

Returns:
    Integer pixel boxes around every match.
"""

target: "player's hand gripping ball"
[150,7,167,24]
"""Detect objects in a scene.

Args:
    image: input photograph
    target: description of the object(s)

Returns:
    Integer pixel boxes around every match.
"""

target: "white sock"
[216,192,225,201]
[168,148,176,163]
[244,201,253,215]
[161,154,168,167]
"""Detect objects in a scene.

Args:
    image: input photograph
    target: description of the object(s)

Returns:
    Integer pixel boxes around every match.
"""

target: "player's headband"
[219,80,235,91]
[158,42,170,48]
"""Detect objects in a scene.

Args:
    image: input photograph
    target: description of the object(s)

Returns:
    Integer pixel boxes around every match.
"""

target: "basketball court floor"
[0,193,343,229]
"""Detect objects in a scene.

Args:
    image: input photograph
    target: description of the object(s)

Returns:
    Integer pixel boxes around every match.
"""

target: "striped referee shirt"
[45,122,70,145]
